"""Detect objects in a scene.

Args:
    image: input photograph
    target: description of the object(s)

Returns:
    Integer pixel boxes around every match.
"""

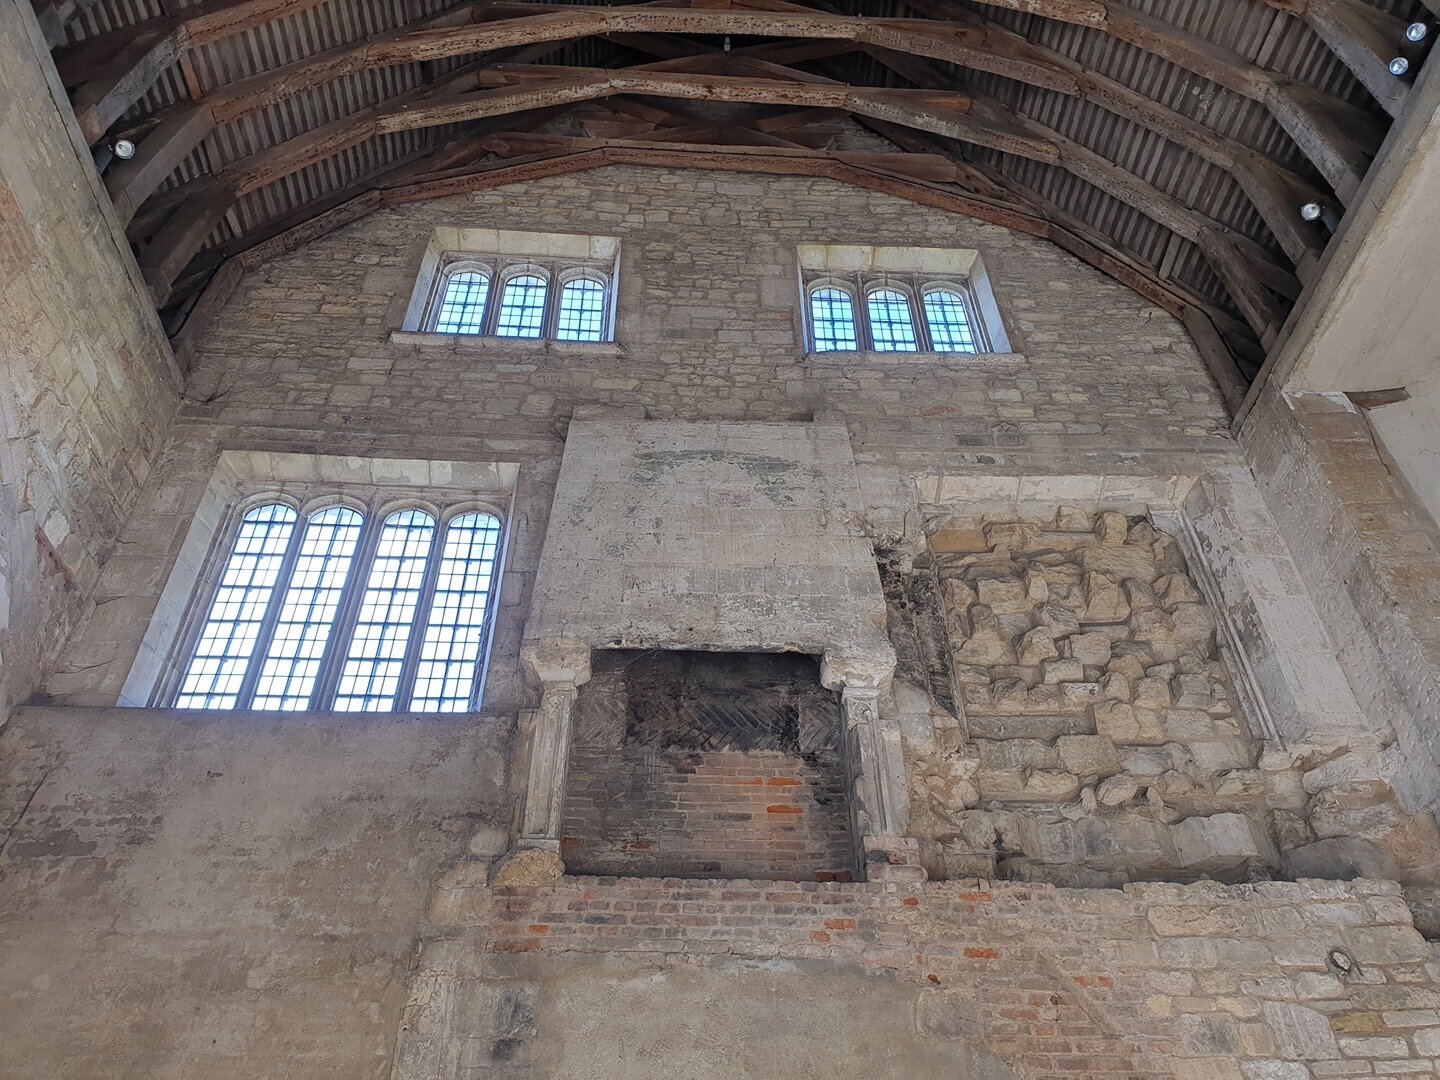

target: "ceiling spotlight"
[111,137,136,160]
[1406,21,1429,42]
[1300,201,1324,221]
[1389,56,1411,76]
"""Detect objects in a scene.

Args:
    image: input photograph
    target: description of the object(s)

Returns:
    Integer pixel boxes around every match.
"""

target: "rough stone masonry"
[1,73,1438,1077]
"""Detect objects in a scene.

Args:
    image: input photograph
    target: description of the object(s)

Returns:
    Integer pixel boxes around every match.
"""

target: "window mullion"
[393,522,447,711]
[482,262,502,336]
[917,289,935,352]
[543,263,561,341]
[855,275,874,351]
[232,516,308,709]
[310,511,384,709]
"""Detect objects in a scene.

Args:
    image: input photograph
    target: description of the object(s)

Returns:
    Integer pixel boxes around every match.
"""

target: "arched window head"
[174,502,299,710]
[555,274,608,342]
[333,509,438,712]
[433,270,490,334]
[866,288,919,352]
[923,288,979,353]
[809,286,858,352]
[495,272,548,338]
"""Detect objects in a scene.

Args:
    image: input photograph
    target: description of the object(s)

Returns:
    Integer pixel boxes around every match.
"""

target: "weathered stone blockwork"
[422,873,1440,1080]
[0,705,511,1078]
[0,2,177,718]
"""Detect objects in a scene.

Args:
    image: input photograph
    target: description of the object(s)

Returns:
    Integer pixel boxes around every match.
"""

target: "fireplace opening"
[561,649,856,881]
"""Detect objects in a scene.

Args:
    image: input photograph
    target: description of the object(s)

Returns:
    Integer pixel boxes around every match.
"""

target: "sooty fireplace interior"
[561,649,856,881]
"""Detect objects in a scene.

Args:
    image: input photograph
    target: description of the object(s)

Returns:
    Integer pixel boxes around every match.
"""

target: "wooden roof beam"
[70,21,187,143]
[915,0,1385,207]
[1279,0,1412,118]
[104,103,215,224]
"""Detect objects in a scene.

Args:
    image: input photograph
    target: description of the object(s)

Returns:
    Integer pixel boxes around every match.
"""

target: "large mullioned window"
[426,256,614,343]
[173,499,503,712]
[804,272,989,354]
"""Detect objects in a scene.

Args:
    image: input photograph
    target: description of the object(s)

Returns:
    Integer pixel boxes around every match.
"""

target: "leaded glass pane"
[866,289,918,352]
[250,506,364,710]
[333,509,436,711]
[174,503,297,709]
[923,289,979,353]
[809,287,858,352]
[495,274,547,338]
[555,276,606,342]
[433,271,489,334]
[410,513,502,712]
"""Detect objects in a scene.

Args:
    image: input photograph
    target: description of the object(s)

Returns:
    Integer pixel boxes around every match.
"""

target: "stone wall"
[1241,388,1440,873]
[46,162,1234,713]
[0,705,510,1079]
[408,870,1440,1080]
[0,2,177,719]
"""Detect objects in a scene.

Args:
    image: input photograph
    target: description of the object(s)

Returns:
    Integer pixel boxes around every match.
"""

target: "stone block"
[1262,1002,1341,1061]
[1057,735,1123,778]
[1170,812,1278,872]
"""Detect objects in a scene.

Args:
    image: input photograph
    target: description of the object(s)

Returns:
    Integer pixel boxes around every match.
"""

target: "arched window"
[411,512,503,712]
[555,274,608,342]
[432,270,490,334]
[333,509,438,712]
[251,505,364,710]
[809,285,859,352]
[173,501,504,712]
[174,502,298,709]
[866,288,919,352]
[494,272,548,338]
[922,287,980,353]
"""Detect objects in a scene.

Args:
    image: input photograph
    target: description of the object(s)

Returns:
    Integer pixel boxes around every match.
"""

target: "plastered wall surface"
[0,1,178,718]
[0,705,510,1080]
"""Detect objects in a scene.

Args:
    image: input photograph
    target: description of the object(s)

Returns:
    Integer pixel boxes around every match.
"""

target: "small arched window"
[866,288,919,352]
[555,274,608,342]
[809,286,859,352]
[172,501,504,712]
[432,270,490,334]
[922,287,979,353]
[495,271,548,338]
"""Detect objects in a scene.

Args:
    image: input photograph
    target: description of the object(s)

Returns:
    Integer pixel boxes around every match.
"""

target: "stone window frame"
[796,243,1016,360]
[394,226,621,349]
[121,451,519,711]
[164,492,508,713]
[420,256,617,342]
[803,272,993,354]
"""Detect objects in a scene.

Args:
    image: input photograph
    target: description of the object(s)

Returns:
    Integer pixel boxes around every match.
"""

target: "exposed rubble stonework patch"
[903,508,1291,885]
[900,506,1440,887]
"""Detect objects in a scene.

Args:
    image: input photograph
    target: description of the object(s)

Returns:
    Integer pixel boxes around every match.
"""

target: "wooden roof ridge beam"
[477,130,969,179]
[1270,0,1412,118]
[189,5,1077,122]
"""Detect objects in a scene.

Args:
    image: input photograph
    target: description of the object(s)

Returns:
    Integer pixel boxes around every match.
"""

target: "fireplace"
[493,419,916,886]
[562,650,854,881]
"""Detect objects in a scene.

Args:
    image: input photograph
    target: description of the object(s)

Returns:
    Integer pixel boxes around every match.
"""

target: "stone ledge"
[803,349,1026,366]
[389,330,626,356]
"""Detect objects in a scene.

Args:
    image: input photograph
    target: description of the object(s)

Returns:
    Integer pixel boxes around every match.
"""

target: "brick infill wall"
[489,876,1440,1080]
[562,747,854,881]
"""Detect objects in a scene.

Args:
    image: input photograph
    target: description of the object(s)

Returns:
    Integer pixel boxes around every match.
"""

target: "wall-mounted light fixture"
[1406,22,1429,42]
[1389,56,1411,76]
